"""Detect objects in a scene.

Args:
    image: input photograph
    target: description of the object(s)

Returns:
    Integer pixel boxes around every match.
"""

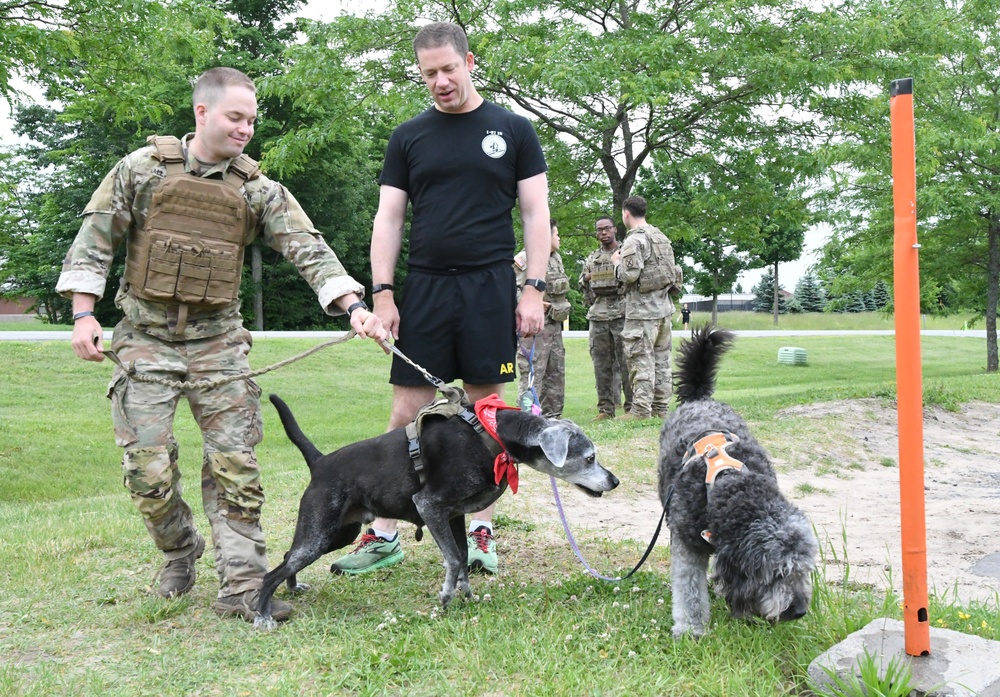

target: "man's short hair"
[413,21,470,58]
[596,214,614,227]
[193,67,256,110]
[622,196,648,218]
[550,218,558,229]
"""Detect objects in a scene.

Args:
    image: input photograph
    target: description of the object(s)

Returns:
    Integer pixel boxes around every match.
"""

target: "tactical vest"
[632,226,679,294]
[123,135,260,309]
[545,255,572,323]
[588,253,620,296]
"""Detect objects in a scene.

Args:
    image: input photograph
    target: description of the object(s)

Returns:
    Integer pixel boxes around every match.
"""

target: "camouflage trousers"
[621,317,672,418]
[588,317,632,417]
[106,319,267,598]
[517,319,565,418]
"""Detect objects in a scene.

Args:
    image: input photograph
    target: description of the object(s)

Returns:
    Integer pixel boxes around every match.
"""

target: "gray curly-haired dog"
[658,326,817,637]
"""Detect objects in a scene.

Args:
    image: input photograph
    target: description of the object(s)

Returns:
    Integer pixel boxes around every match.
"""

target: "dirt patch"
[503,400,1000,606]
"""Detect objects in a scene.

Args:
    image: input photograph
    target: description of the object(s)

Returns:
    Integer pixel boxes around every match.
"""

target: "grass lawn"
[1,331,998,696]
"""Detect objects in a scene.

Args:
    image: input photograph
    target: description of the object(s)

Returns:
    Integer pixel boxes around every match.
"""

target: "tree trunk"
[987,213,999,372]
[711,293,719,326]
[772,260,779,326]
[251,245,264,332]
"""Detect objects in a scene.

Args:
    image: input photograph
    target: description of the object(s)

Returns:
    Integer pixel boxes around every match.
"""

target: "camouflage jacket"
[579,245,625,322]
[514,249,572,324]
[55,134,363,341]
[615,224,677,320]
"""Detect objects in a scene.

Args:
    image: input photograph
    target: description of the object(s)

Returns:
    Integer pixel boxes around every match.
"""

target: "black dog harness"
[404,391,506,488]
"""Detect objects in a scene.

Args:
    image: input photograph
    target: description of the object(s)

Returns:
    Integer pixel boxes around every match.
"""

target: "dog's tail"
[268,394,324,467]
[674,325,736,404]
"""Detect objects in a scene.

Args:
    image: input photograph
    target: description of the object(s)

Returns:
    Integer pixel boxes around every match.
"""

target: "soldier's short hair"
[413,21,470,58]
[193,68,256,110]
[622,196,647,218]
[595,214,614,227]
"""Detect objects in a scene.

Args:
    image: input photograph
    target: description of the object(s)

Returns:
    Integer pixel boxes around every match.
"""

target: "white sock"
[372,527,397,542]
[469,520,493,535]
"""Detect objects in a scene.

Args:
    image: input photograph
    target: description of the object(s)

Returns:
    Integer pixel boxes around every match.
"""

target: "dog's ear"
[536,425,569,468]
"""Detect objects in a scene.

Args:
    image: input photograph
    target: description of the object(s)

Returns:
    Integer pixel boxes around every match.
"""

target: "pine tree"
[872,280,890,309]
[752,269,787,313]
[847,292,868,313]
[794,273,826,312]
[752,270,775,312]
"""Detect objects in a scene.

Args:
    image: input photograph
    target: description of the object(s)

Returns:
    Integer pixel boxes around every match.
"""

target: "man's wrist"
[371,283,394,295]
[73,311,96,321]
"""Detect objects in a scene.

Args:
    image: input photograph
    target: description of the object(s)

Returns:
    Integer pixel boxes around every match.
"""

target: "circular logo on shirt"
[481,134,507,159]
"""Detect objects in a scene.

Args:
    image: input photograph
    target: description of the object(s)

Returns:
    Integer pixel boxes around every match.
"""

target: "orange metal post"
[890,77,931,656]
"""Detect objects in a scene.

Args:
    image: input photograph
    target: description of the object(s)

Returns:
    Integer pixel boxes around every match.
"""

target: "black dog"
[658,326,817,637]
[255,393,619,629]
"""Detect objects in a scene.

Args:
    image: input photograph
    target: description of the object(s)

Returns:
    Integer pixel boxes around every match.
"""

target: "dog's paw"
[671,621,706,639]
[290,582,311,594]
[253,615,279,632]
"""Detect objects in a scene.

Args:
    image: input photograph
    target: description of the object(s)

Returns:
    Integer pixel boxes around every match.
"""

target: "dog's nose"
[780,600,809,622]
[609,473,620,489]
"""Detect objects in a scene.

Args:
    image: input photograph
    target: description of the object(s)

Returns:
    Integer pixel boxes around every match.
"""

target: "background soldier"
[613,196,682,420]
[57,67,386,622]
[516,219,571,417]
[579,214,631,419]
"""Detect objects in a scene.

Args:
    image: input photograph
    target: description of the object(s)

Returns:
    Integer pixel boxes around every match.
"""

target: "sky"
[1,0,828,290]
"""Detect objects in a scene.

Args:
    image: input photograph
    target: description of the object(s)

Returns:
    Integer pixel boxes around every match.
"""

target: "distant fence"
[679,294,756,313]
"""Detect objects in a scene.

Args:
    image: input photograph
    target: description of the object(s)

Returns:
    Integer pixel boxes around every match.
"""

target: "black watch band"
[524,278,546,293]
[346,301,368,316]
[73,311,96,321]
[371,283,394,295]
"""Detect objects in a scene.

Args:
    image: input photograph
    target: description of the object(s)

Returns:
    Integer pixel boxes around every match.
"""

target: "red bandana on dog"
[474,394,520,493]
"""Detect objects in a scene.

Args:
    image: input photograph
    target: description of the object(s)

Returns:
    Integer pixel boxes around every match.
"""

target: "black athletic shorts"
[390,262,518,386]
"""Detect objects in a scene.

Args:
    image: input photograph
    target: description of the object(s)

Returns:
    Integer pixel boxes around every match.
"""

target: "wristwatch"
[524,278,547,293]
[346,301,369,316]
[371,283,394,295]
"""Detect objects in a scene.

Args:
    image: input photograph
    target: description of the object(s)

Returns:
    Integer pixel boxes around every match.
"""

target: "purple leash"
[519,336,667,581]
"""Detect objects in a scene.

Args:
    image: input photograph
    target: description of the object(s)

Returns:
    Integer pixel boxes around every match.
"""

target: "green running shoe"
[329,529,404,575]
[467,526,498,574]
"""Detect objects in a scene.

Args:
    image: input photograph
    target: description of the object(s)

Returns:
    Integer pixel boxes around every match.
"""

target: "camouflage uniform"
[579,246,631,417]
[55,134,364,598]
[514,250,571,418]
[615,225,679,419]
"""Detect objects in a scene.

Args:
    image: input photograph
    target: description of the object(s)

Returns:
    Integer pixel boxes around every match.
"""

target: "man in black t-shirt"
[329,21,551,576]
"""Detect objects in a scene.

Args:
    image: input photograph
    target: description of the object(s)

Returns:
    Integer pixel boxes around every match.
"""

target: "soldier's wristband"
[346,301,368,317]
[371,284,394,295]
[73,311,96,321]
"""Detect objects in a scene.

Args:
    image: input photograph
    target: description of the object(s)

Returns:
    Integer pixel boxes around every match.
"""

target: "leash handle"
[549,475,667,582]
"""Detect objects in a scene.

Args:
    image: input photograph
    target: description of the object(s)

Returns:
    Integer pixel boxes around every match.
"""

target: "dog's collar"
[474,395,520,494]
[682,431,747,491]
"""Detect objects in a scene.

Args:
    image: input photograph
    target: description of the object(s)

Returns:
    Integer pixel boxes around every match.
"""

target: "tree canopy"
[2,0,999,368]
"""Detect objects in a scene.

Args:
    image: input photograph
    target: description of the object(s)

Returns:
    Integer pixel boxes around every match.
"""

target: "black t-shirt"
[379,100,548,271]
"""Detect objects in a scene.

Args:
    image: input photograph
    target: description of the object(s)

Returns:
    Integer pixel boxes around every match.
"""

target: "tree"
[794,273,826,312]
[2,0,222,124]
[815,0,1000,370]
[268,0,832,232]
[872,279,890,310]
[752,269,786,314]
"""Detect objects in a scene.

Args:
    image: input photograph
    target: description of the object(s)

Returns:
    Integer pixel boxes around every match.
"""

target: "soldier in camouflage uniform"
[579,215,632,419]
[613,196,682,420]
[515,220,572,418]
[56,67,387,623]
